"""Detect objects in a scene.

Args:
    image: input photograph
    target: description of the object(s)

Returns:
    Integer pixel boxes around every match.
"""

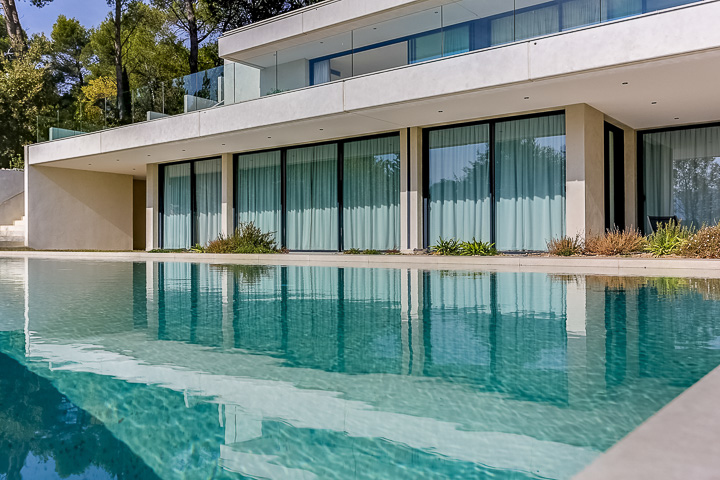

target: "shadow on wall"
[0,169,24,226]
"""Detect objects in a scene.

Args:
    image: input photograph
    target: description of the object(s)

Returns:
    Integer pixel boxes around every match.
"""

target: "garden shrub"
[205,222,279,254]
[459,239,497,256]
[680,223,720,259]
[584,229,646,256]
[645,221,693,257]
[430,237,462,255]
[547,235,583,256]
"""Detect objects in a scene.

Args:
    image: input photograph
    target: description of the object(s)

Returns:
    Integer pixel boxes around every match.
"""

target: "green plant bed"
[430,238,497,256]
[205,222,281,254]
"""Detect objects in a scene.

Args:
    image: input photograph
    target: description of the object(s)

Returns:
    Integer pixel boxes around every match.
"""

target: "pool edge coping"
[1,251,720,278]
[573,363,720,480]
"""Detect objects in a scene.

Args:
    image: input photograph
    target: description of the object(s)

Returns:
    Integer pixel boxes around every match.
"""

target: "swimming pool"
[1,258,719,479]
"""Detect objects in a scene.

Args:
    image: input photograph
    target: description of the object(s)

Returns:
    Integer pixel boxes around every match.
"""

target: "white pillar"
[221,153,234,237]
[408,127,424,252]
[565,104,605,239]
[146,163,160,250]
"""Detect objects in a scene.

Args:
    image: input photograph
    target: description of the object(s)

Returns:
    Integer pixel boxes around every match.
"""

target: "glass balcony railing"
[37,0,702,143]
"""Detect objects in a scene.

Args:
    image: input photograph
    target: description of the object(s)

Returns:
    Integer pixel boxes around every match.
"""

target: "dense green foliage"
[431,237,498,256]
[645,221,693,257]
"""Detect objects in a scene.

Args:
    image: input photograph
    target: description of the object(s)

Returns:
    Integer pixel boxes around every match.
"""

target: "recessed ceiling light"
[88,163,92,166]
[438,110,443,113]
[674,117,680,120]
[147,154,151,156]
[132,168,136,171]
[319,128,324,131]
[268,136,272,139]
[373,27,377,30]
[622,82,629,85]
[182,149,186,152]
[116,159,120,162]
[524,96,530,100]
[651,101,657,105]
[320,41,324,44]
[221,143,226,146]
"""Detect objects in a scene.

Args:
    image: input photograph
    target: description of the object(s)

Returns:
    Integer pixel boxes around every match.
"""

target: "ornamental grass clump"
[430,237,462,255]
[547,235,583,256]
[645,221,693,257]
[680,223,720,259]
[205,222,279,254]
[584,228,646,256]
[459,239,497,256]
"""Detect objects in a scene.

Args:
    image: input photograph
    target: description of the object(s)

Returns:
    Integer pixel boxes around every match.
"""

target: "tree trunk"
[0,0,27,52]
[113,0,128,121]
[185,0,199,74]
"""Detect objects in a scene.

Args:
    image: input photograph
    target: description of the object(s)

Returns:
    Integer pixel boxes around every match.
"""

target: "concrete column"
[565,276,588,407]
[408,127,424,252]
[399,129,409,252]
[623,127,638,230]
[146,261,159,339]
[565,104,605,239]
[146,164,160,251]
[221,153,234,237]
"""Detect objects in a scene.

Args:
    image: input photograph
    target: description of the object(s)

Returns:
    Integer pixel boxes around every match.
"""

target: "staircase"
[0,216,25,247]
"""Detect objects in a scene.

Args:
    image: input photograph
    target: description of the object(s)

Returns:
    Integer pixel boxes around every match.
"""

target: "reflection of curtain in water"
[163,163,191,249]
[562,0,600,29]
[643,126,720,230]
[193,264,223,346]
[343,267,400,303]
[343,136,400,250]
[194,158,222,246]
[495,114,566,251]
[514,5,560,41]
[236,151,282,237]
[313,59,331,85]
[159,262,192,341]
[428,124,491,243]
[233,267,284,352]
[286,144,338,250]
[426,271,492,374]
[495,273,568,403]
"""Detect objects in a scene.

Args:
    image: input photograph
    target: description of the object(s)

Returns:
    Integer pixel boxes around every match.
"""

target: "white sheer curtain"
[643,126,720,230]
[603,0,642,20]
[343,136,400,251]
[162,163,191,249]
[428,124,491,244]
[236,151,281,238]
[515,5,560,41]
[443,24,470,57]
[562,0,601,30]
[194,158,222,246]
[495,114,566,251]
[286,144,338,250]
[409,32,442,63]
[313,60,331,85]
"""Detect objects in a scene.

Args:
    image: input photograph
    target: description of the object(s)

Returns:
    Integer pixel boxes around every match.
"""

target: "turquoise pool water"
[1,258,720,479]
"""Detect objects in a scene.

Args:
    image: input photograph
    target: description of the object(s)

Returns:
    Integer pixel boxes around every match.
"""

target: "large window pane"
[162,163,191,249]
[194,158,221,246]
[643,126,720,231]
[287,144,338,250]
[495,114,566,251]
[236,151,281,238]
[428,124,491,244]
[514,2,560,41]
[343,136,400,251]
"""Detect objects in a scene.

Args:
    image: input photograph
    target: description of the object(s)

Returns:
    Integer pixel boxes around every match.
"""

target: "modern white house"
[22,0,720,252]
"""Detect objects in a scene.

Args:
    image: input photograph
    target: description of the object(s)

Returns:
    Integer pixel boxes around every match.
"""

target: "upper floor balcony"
[32,0,713,157]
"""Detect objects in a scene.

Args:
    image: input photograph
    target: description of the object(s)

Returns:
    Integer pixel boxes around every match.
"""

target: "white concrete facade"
[22,0,720,251]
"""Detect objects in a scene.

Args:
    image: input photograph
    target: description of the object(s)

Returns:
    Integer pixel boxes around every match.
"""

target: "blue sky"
[19,0,111,36]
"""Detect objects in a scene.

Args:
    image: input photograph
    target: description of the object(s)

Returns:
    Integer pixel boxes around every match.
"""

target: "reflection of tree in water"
[0,352,159,480]
[211,264,274,285]
[674,157,720,228]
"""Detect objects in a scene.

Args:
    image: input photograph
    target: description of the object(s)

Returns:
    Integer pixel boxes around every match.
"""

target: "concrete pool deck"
[2,251,720,478]
[1,250,720,278]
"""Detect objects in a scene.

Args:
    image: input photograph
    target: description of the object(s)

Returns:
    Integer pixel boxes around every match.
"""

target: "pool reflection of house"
[22,0,720,252]
[3,258,720,479]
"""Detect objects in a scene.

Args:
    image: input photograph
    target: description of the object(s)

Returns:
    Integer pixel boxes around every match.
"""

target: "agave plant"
[459,238,497,256]
[431,237,461,255]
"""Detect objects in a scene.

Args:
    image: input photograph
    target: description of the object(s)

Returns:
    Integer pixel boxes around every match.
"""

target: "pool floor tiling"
[1,257,720,479]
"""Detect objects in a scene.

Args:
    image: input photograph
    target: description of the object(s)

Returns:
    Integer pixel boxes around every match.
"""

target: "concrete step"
[0,225,24,235]
[13,216,25,227]
[0,236,24,244]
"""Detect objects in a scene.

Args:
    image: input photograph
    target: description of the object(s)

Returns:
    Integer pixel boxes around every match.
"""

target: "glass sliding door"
[194,158,222,246]
[428,124,491,244]
[162,163,191,249]
[286,144,339,250]
[494,114,566,251]
[643,125,720,231]
[343,136,400,251]
[161,157,222,249]
[236,150,282,238]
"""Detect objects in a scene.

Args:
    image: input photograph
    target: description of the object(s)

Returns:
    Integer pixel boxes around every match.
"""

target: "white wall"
[26,166,134,250]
